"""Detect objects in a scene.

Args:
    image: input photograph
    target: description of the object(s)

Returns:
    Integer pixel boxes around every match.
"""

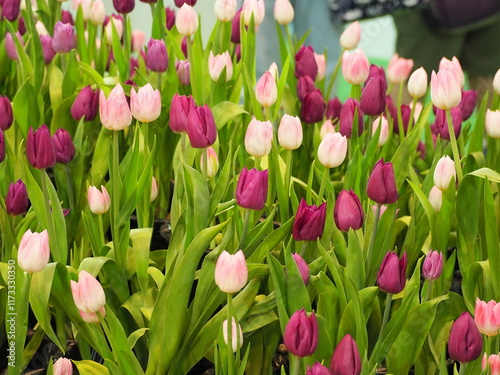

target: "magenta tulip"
[366,159,398,204]
[377,251,407,294]
[334,189,364,232]
[6,180,29,215]
[292,198,327,241]
[283,309,318,357]
[236,167,268,211]
[26,125,56,169]
[187,104,217,148]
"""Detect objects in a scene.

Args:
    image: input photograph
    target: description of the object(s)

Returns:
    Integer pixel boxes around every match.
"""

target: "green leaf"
[212,101,248,130]
[284,245,311,313]
[468,167,500,183]
[482,178,500,299]
[62,51,81,98]
[13,81,41,138]
[74,360,110,375]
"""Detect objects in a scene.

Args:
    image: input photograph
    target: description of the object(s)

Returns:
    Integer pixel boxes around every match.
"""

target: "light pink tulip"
[486,109,500,139]
[430,69,462,110]
[278,114,302,150]
[208,50,233,82]
[242,0,265,26]
[214,250,248,293]
[71,270,106,313]
[314,53,326,81]
[268,62,279,80]
[484,354,500,375]
[73,0,92,21]
[342,49,369,85]
[150,177,158,202]
[104,16,123,44]
[99,84,132,131]
[90,0,106,25]
[79,308,106,323]
[176,60,191,85]
[245,118,273,157]
[433,155,456,191]
[494,68,500,95]
[407,67,428,99]
[320,119,335,139]
[176,3,199,37]
[222,317,244,352]
[439,56,465,88]
[130,83,161,123]
[53,358,73,375]
[201,146,219,178]
[317,132,347,168]
[387,54,414,84]
[422,250,444,281]
[372,115,389,146]
[87,185,110,214]
[214,0,237,22]
[428,185,443,212]
[340,21,361,50]
[131,30,146,53]
[475,298,500,336]
[18,229,50,273]
[256,71,277,107]
[274,0,294,25]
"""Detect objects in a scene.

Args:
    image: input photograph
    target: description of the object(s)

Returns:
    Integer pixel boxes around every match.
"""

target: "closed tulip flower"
[284,309,318,357]
[215,250,248,293]
[431,107,462,141]
[113,0,134,14]
[200,146,219,178]
[53,358,73,375]
[130,83,161,123]
[0,96,13,131]
[386,95,411,135]
[99,84,132,131]
[187,104,217,148]
[5,32,22,61]
[448,312,483,363]
[334,189,364,232]
[459,90,478,121]
[174,0,196,7]
[439,56,465,88]
[342,49,369,85]
[214,0,237,22]
[474,298,500,336]
[18,229,50,273]
[61,10,74,25]
[407,67,428,99]
[339,98,363,138]
[431,68,462,110]
[428,185,443,212]
[87,185,110,214]
[176,4,198,36]
[372,116,389,146]
[236,167,268,210]
[71,270,106,313]
[292,198,327,241]
[71,86,99,121]
[434,155,456,191]
[274,0,294,25]
[146,38,168,73]
[422,250,444,281]
[360,71,387,116]
[245,118,273,157]
[377,251,407,294]
[26,125,56,169]
[208,50,233,82]
[176,60,191,85]
[231,8,242,43]
[6,180,29,215]
[320,119,335,139]
[486,109,500,139]
[307,363,332,375]
[340,21,361,50]
[297,75,317,102]
[317,132,347,168]
[367,159,398,204]
[330,334,362,375]
[104,14,123,44]
[292,253,309,285]
[301,89,325,124]
[484,354,500,375]
[169,94,194,133]
[387,54,413,84]
[40,35,56,65]
[131,30,145,53]
[278,114,302,150]
[222,317,244,352]
[295,45,318,80]
[53,129,76,164]
[73,0,92,20]
[325,97,342,122]
[90,0,105,25]
[52,22,76,54]
[315,53,326,81]
[150,177,158,202]
[165,7,176,29]
[1,0,21,21]
[242,0,265,26]
[256,71,277,107]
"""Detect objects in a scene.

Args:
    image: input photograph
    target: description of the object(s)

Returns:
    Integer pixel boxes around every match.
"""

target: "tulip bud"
[18,229,50,273]
[176,3,198,37]
[422,250,444,281]
[169,94,194,133]
[2,0,20,21]
[459,90,477,121]
[314,53,326,81]
[214,0,237,22]
[90,0,106,25]
[430,107,462,141]
[274,0,294,25]
[165,7,176,29]
[486,109,500,139]
[342,49,369,85]
[256,71,277,107]
[88,185,110,214]
[236,167,268,211]
[99,84,132,131]
[214,250,248,293]
[339,98,363,138]
[52,22,76,54]
[340,21,361,50]
[174,0,196,6]
[448,312,483,362]
[360,71,387,116]
[307,363,332,375]
[367,159,398,204]
[146,38,168,73]
[208,50,233,82]
[433,155,456,191]
[334,189,364,232]
[53,129,76,164]
[325,97,342,122]
[245,118,273,157]
[113,0,134,14]
[53,358,73,375]
[494,68,500,95]
[330,334,362,375]
[317,132,347,168]
[104,14,124,44]
[130,83,161,123]
[386,95,411,135]
[278,114,302,150]
[292,198,327,242]
[18,17,26,35]
[295,45,318,80]
[0,96,13,131]
[6,180,29,215]
[176,60,191,85]
[283,309,318,357]
[26,125,56,169]
[231,8,242,44]
[377,251,407,294]
[71,86,99,122]
[439,56,465,89]
[387,54,413,84]
[131,30,145,53]
[297,75,316,103]
[222,317,244,352]
[428,185,443,212]
[6,32,23,61]
[242,0,265,26]
[320,119,335,139]
[71,270,106,313]
[39,35,56,65]
[187,104,217,148]
[301,89,325,124]
[150,177,158,202]
[372,116,389,146]
[431,69,462,110]
[268,62,279,80]
[407,67,428,99]
[61,10,74,25]
[291,253,309,285]
[201,146,219,178]
[474,298,500,336]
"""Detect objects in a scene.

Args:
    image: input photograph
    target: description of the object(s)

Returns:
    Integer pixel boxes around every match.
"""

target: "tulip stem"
[10,272,30,375]
[366,203,381,278]
[458,362,466,375]
[98,214,105,253]
[42,170,61,263]
[111,131,123,266]
[396,82,405,138]
[316,166,329,205]
[226,293,235,375]
[424,280,433,303]
[283,150,293,222]
[380,293,393,338]
[239,209,251,250]
[65,165,75,216]
[326,48,344,100]
[408,97,418,134]
[202,148,208,180]
[284,24,294,57]
[290,355,301,375]
[299,241,308,257]
[445,109,463,183]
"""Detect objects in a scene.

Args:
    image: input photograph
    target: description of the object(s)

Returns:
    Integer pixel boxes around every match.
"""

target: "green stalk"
[42,171,61,262]
[88,23,96,63]
[326,48,345,100]
[396,82,405,138]
[111,131,123,266]
[407,97,418,134]
[379,293,393,338]
[424,280,433,303]
[458,362,466,375]
[290,355,301,375]
[98,214,105,254]
[284,24,294,55]
[226,293,235,375]
[299,241,308,257]
[9,272,31,375]
[65,165,75,216]
[282,149,293,222]
[445,109,463,183]
[239,209,251,250]
[366,203,381,280]
[315,166,329,205]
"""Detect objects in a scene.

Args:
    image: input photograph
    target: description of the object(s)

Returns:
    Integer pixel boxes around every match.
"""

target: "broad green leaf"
[74,360,110,375]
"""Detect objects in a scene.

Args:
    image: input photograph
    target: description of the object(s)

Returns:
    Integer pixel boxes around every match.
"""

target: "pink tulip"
[131,30,146,53]
[104,14,123,44]
[214,0,237,22]
[130,83,161,123]
[314,53,326,81]
[342,49,369,85]
[99,84,132,131]
[53,358,73,375]
[422,250,444,281]
[169,94,194,133]
[90,0,106,25]
[242,0,265,26]
[245,118,273,157]
[484,354,500,375]
[433,155,456,191]
[200,146,219,178]
[176,3,198,36]
[486,109,500,139]
[428,185,443,212]
[255,71,277,107]
[387,54,414,84]
[18,229,50,273]
[292,253,309,285]
[187,104,217,148]
[236,167,268,210]
[214,250,248,293]
[88,185,110,214]
[340,21,361,50]
[284,309,318,357]
[176,60,191,85]
[407,67,428,99]
[439,56,465,88]
[222,317,244,352]
[430,68,462,110]
[317,132,347,168]
[150,177,158,202]
[274,0,294,25]
[475,298,500,336]
[208,50,233,82]
[372,116,389,146]
[71,270,106,313]
[278,114,302,150]
[320,119,335,139]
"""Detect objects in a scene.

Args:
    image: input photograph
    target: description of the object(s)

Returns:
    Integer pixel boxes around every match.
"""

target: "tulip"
[236,167,268,211]
[387,54,413,84]
[99,84,132,131]
[330,334,362,375]
[494,68,500,95]
[201,146,219,178]
[88,185,110,214]
[73,0,92,20]
[297,75,317,103]
[377,251,407,294]
[317,132,347,168]
[187,104,217,148]
[6,32,23,61]
[448,312,483,362]
[245,118,273,158]
[278,114,302,150]
[71,86,99,122]
[431,107,462,141]
[36,21,49,36]
[342,49,369,85]
[39,35,56,65]
[386,96,411,135]
[130,83,161,123]
[422,250,444,281]
[150,177,158,202]
[52,22,76,54]
[181,36,189,58]
[222,317,244,352]
[131,30,145,53]
[320,119,335,139]
[474,298,500,336]
[325,97,343,122]
[439,56,465,88]
[0,96,13,131]
[104,15,124,44]
[339,98,363,138]
[269,62,279,80]
[61,10,74,25]
[2,0,20,21]
[434,155,456,191]
[372,204,388,219]
[360,71,387,116]
[53,129,76,164]
[295,45,318,80]
[90,0,106,25]
[169,94,194,134]
[18,229,50,273]
[174,0,196,6]
[26,125,56,169]
[215,250,248,293]
[301,89,325,124]
[486,109,500,139]
[231,8,242,44]
[18,17,26,35]
[334,189,364,232]
[71,270,106,313]
[292,253,309,285]
[367,159,398,204]
[256,71,277,107]
[6,180,29,215]
[165,7,176,29]
[208,50,233,82]
[307,363,332,375]
[340,21,361,50]
[315,53,326,81]
[428,185,443,212]
[283,309,318,357]
[242,0,265,26]
[274,0,294,25]
[146,38,168,73]
[431,68,462,110]
[407,67,428,99]
[484,354,500,375]
[176,60,191,85]
[176,3,198,37]
[53,358,73,375]
[459,90,477,121]
[113,0,134,14]
[214,0,237,22]
[292,198,327,242]
[372,116,389,146]
[79,308,106,323]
